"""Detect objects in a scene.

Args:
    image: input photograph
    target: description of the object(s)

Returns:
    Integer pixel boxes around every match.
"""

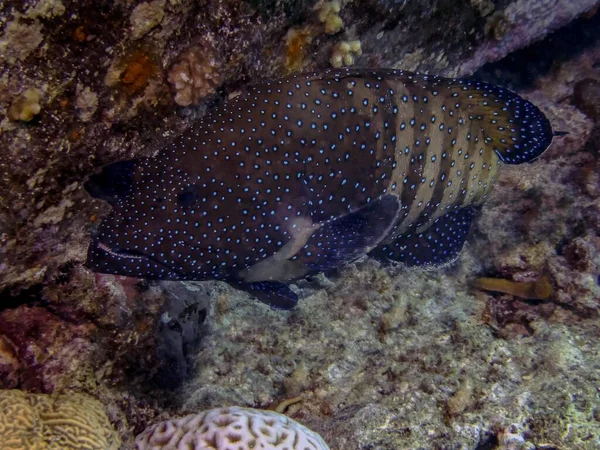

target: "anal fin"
[371,205,479,267]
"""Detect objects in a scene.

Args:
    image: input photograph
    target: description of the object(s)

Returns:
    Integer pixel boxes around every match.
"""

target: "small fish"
[85,68,553,309]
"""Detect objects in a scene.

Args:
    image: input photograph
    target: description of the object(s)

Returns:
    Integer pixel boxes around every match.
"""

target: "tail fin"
[451,79,553,164]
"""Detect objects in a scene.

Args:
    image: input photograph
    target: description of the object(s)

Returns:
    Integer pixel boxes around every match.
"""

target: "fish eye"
[177,185,200,207]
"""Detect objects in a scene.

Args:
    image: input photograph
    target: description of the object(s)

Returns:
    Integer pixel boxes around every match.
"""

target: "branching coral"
[0,389,120,450]
[167,45,223,106]
[135,406,330,450]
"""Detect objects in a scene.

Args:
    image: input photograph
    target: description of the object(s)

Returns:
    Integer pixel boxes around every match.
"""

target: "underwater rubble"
[0,0,599,449]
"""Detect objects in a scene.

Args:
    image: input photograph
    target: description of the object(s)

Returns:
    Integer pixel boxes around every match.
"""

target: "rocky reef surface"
[0,1,599,449]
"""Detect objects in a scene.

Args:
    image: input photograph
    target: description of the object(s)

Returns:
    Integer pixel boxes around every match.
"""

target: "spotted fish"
[85,68,553,309]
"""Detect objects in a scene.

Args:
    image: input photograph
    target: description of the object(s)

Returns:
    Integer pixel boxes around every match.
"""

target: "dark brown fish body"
[86,68,553,308]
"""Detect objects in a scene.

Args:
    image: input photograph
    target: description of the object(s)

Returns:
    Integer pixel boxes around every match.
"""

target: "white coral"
[135,406,330,450]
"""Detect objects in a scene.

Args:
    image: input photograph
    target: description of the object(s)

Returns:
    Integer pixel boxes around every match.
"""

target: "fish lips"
[86,238,184,280]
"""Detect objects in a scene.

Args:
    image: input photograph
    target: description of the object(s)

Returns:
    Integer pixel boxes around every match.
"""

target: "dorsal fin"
[448,78,553,164]
[274,68,553,165]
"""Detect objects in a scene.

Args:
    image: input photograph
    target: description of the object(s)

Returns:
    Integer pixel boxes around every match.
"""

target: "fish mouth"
[96,242,147,260]
[86,239,184,279]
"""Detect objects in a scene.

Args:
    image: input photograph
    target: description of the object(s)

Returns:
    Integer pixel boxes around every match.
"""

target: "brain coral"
[135,406,330,450]
[0,389,120,450]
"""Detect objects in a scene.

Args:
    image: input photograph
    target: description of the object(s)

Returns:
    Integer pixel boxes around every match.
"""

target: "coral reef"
[284,0,361,72]
[135,406,330,450]
[173,257,600,449]
[574,78,600,121]
[0,335,20,389]
[0,0,599,449]
[104,47,163,103]
[0,389,120,450]
[0,275,208,445]
[0,303,96,393]
[155,282,210,389]
[0,0,595,294]
[456,0,600,76]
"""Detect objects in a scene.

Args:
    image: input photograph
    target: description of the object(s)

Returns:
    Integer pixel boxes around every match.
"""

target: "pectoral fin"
[297,194,401,273]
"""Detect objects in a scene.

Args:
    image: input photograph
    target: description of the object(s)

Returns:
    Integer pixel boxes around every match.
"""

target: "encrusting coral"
[7,88,42,122]
[135,406,330,450]
[285,0,349,72]
[0,389,120,450]
[285,27,315,73]
[103,47,161,101]
[167,45,223,106]
[130,0,166,40]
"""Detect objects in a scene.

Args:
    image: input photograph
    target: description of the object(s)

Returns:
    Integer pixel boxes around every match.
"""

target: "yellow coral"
[0,390,120,450]
[330,40,362,67]
[7,88,41,122]
[284,1,351,72]
[316,1,344,34]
